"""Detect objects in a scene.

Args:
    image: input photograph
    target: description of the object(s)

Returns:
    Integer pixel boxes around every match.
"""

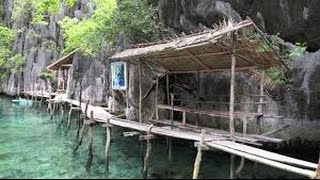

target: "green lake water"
[0,95,304,179]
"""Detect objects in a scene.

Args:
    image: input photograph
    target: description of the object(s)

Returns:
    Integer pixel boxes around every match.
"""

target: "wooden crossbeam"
[185,49,211,70]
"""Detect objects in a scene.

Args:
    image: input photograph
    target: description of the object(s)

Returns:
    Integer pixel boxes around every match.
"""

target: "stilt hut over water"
[109,17,285,137]
[45,49,78,95]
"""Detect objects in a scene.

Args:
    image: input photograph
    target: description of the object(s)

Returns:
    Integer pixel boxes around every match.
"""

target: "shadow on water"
[0,95,308,179]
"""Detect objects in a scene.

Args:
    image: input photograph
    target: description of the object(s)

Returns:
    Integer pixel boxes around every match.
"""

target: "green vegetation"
[12,0,76,25]
[0,26,26,79]
[59,0,163,55]
[39,70,57,81]
[265,67,287,85]
[9,54,26,73]
[289,42,307,61]
[11,0,33,21]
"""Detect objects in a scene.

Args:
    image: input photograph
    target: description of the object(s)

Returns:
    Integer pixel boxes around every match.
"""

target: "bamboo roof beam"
[184,49,211,70]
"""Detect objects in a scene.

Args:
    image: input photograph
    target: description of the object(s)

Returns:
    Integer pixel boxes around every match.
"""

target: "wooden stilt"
[47,90,52,112]
[86,111,94,172]
[60,103,64,120]
[253,71,264,178]
[139,62,143,123]
[77,78,83,138]
[170,93,174,129]
[166,72,172,178]
[193,129,208,179]
[141,125,154,179]
[257,71,264,134]
[229,53,236,139]
[196,71,200,127]
[236,117,248,178]
[126,62,130,114]
[230,154,236,179]
[182,111,186,126]
[103,118,112,173]
[78,101,90,143]
[155,77,159,120]
[67,104,73,130]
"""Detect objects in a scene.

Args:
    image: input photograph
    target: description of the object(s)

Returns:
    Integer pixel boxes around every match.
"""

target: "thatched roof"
[110,18,284,73]
[46,49,78,70]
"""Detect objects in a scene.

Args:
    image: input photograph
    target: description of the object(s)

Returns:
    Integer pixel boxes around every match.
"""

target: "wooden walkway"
[24,91,320,179]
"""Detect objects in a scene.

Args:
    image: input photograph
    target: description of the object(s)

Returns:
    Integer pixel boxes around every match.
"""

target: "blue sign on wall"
[111,62,127,90]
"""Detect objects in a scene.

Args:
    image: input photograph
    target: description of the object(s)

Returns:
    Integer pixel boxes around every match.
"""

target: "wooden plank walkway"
[25,91,319,178]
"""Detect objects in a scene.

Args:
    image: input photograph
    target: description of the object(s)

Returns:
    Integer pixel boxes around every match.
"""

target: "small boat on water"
[12,97,33,107]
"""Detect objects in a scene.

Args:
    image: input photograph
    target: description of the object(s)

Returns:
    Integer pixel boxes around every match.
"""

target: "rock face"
[1,0,320,141]
[157,0,320,51]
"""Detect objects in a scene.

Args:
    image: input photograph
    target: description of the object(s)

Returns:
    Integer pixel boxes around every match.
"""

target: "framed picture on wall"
[111,62,127,90]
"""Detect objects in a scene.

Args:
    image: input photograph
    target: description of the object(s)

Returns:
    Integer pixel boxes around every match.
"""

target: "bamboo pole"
[142,125,154,179]
[139,62,143,123]
[155,77,159,120]
[236,117,247,178]
[229,53,236,138]
[182,111,186,126]
[77,79,83,138]
[75,100,90,146]
[257,71,264,134]
[166,73,173,167]
[67,104,73,130]
[126,62,130,114]
[193,129,206,179]
[196,71,200,127]
[170,93,174,129]
[253,71,264,178]
[104,118,112,173]
[60,103,64,120]
[86,111,94,172]
[230,154,236,179]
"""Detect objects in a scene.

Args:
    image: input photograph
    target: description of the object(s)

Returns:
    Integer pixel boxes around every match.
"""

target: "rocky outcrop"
[1,0,320,141]
[0,0,96,95]
[157,0,320,51]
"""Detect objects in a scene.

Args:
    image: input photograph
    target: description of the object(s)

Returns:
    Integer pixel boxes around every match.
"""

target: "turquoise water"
[0,95,303,179]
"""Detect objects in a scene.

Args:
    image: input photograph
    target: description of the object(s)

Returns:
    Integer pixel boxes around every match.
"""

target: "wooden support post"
[196,71,200,127]
[47,90,52,112]
[142,125,154,179]
[166,73,172,172]
[104,118,112,173]
[126,62,130,114]
[229,53,236,139]
[77,79,83,138]
[193,129,208,179]
[236,117,247,178]
[60,103,64,119]
[182,111,186,126]
[253,71,264,178]
[170,93,174,129]
[112,90,115,112]
[155,77,159,120]
[315,155,320,179]
[257,71,264,134]
[77,101,90,143]
[86,111,94,172]
[166,73,170,108]
[67,104,73,130]
[230,154,236,179]
[139,62,143,124]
